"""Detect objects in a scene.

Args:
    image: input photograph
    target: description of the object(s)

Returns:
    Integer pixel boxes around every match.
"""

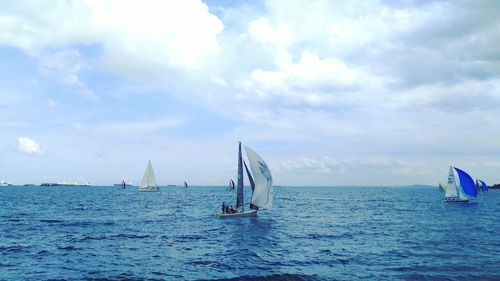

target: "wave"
[199,273,328,281]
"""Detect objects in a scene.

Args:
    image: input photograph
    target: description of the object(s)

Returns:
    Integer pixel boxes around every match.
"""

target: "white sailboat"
[138,160,159,192]
[0,180,12,187]
[218,142,273,218]
[438,183,446,192]
[443,166,477,202]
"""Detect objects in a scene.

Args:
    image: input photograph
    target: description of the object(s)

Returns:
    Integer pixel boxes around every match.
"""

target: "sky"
[0,0,499,186]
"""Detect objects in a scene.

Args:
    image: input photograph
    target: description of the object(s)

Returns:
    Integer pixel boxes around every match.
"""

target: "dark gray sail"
[243,160,258,210]
[236,142,244,209]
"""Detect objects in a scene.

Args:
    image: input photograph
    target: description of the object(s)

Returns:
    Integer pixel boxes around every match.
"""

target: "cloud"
[73,118,186,137]
[17,137,44,155]
[79,89,100,101]
[274,155,406,174]
[38,49,87,86]
[1,1,499,185]
[0,0,224,72]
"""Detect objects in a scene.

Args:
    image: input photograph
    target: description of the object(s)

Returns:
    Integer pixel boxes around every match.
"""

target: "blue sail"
[455,167,477,198]
[479,180,489,193]
[236,142,244,209]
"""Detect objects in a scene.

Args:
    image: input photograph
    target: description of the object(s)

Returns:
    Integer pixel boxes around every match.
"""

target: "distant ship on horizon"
[0,180,12,187]
[40,182,91,187]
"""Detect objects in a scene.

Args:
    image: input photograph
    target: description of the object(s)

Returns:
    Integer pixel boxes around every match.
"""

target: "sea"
[0,185,499,281]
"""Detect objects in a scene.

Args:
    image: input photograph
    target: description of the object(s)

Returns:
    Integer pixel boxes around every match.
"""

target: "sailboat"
[443,166,477,202]
[475,179,489,193]
[217,142,273,218]
[184,181,188,188]
[438,183,446,192]
[139,160,159,192]
[228,179,235,190]
[0,180,12,187]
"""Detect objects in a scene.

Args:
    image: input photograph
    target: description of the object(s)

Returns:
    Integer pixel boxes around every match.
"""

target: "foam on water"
[0,186,499,280]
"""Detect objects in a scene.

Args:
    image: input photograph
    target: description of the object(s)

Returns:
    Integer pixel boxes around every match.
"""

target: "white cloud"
[274,155,406,174]
[1,1,499,185]
[17,137,44,155]
[75,118,186,137]
[79,89,100,101]
[38,49,87,86]
[249,17,292,46]
[0,0,224,71]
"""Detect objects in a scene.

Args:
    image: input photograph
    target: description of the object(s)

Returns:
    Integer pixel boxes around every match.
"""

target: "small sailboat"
[0,180,12,187]
[218,142,273,218]
[438,183,446,192]
[443,166,477,202]
[184,181,188,188]
[114,181,133,188]
[139,160,159,192]
[228,179,235,190]
[475,179,489,193]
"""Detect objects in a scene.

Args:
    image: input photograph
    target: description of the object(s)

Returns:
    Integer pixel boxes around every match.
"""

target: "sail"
[236,142,244,209]
[243,160,258,210]
[184,181,188,188]
[140,160,157,189]
[245,145,273,210]
[455,167,477,198]
[438,183,446,192]
[445,166,459,198]
[229,179,235,190]
[478,179,489,192]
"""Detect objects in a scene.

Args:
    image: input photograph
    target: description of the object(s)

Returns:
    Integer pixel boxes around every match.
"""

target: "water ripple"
[0,186,499,280]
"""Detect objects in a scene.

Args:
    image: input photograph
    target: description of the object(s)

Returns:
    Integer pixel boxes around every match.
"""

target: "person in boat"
[229,205,236,214]
[221,201,226,213]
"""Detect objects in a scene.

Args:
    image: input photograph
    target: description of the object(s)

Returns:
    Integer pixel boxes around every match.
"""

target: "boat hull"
[217,210,257,218]
[444,197,469,203]
[138,187,159,192]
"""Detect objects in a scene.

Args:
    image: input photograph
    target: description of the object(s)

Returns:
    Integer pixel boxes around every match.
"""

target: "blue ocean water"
[0,186,499,281]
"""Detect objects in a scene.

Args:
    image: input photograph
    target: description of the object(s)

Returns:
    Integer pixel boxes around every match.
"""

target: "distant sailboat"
[218,142,273,217]
[475,179,489,193]
[0,180,12,187]
[114,181,132,188]
[443,166,477,202]
[184,181,188,188]
[228,179,235,190]
[139,160,159,192]
[438,183,446,192]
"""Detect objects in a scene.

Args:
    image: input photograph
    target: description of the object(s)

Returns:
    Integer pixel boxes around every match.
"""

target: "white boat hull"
[217,210,257,218]
[138,187,159,192]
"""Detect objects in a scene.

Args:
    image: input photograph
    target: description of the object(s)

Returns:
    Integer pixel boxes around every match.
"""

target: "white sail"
[139,160,159,192]
[444,166,458,198]
[438,183,446,192]
[245,146,273,210]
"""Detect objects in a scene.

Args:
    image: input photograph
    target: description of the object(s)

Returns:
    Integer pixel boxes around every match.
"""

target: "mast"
[236,142,244,210]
